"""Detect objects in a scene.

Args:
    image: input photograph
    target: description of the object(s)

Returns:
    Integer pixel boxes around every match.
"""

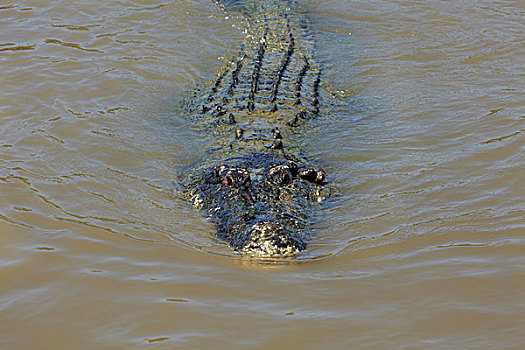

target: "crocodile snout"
[241,220,304,257]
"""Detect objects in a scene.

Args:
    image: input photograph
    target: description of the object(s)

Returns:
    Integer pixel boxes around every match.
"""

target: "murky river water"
[1,0,524,348]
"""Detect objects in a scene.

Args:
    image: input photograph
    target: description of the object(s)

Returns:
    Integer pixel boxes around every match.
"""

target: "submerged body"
[182,0,329,257]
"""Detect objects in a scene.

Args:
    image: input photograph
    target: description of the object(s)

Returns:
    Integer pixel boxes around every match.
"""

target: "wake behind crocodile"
[181,0,331,257]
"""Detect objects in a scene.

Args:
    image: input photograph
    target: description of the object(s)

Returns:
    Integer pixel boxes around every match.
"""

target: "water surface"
[1,0,524,348]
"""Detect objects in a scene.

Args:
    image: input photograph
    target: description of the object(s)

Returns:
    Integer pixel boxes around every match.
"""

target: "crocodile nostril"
[251,220,283,234]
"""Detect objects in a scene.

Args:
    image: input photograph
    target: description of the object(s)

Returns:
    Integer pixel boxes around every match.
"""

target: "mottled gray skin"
[181,0,329,257]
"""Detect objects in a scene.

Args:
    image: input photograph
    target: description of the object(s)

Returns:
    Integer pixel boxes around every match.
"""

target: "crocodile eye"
[267,165,294,186]
[297,167,325,184]
[220,167,251,189]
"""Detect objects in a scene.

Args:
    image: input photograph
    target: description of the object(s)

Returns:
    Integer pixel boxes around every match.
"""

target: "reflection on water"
[1,0,524,348]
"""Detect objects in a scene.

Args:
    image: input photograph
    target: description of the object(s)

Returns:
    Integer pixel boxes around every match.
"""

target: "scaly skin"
[181,0,329,257]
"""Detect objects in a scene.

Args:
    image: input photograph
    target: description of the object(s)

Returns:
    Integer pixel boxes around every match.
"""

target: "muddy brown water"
[1,0,524,348]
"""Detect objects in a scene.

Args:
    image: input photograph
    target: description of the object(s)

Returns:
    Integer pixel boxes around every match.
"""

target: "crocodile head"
[187,154,328,257]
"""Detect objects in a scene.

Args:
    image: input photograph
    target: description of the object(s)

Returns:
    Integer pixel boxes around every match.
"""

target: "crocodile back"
[191,0,321,144]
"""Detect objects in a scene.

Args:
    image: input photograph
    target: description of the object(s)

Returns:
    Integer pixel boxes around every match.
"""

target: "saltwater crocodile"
[181,0,330,257]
